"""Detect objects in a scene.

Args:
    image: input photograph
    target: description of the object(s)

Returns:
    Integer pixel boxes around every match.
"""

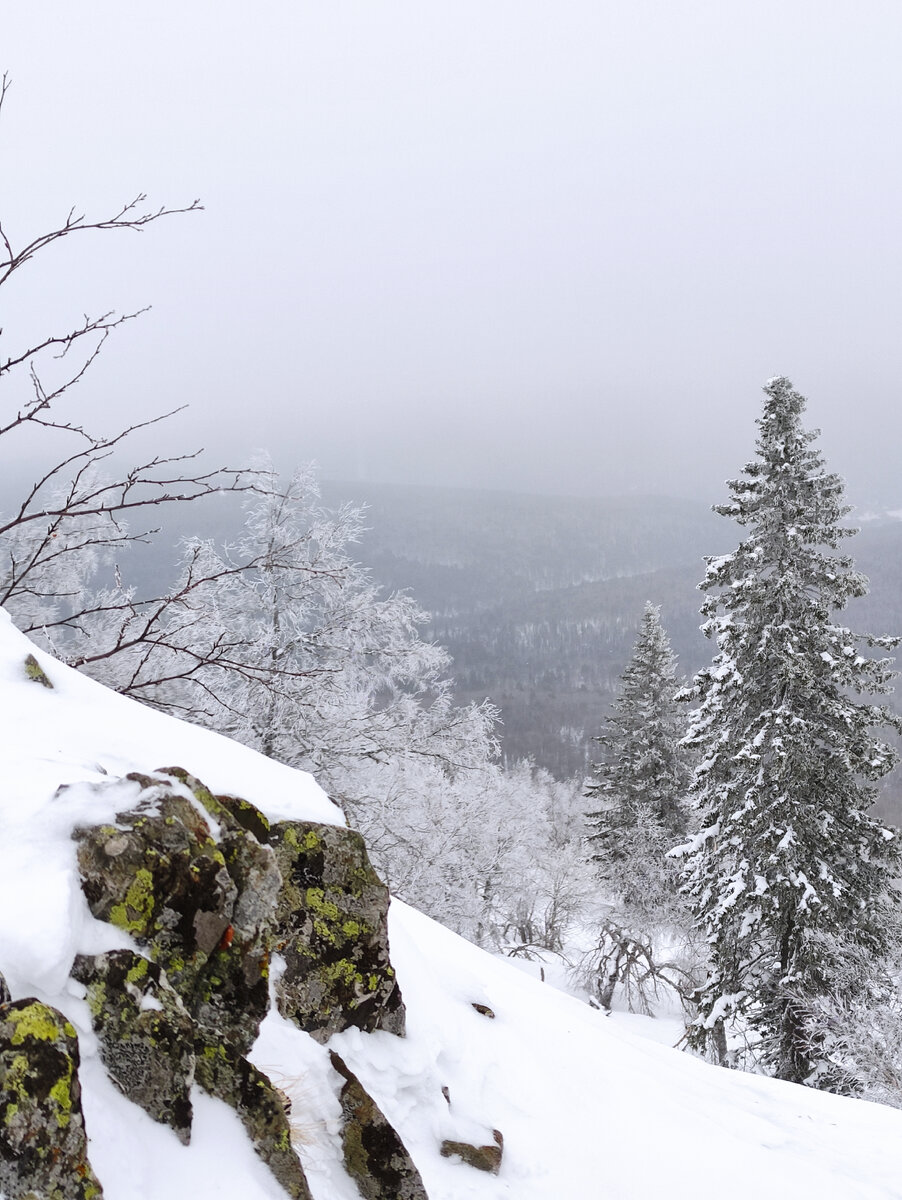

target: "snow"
[2,610,902,1198]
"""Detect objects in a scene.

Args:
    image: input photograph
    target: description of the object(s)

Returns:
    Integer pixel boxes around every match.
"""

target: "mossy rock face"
[440,1131,504,1175]
[329,1052,426,1200]
[194,1045,312,1200]
[0,999,103,1199]
[73,768,280,1055]
[71,951,194,1144]
[271,821,405,1042]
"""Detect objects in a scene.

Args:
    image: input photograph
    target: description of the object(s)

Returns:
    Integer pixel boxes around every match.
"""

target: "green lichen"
[24,653,53,688]
[320,959,363,990]
[6,1003,61,1045]
[312,919,337,945]
[206,844,228,868]
[126,957,150,984]
[342,1118,369,1179]
[282,825,300,850]
[302,829,319,851]
[85,982,106,1019]
[5,1054,30,1096]
[109,866,155,935]
[306,888,340,922]
[50,1074,72,1128]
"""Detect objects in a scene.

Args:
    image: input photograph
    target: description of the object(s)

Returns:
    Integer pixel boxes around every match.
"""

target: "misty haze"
[4,5,902,1199]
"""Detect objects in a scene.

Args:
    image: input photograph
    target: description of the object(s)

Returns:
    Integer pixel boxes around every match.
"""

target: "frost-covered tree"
[76,461,500,821]
[586,602,691,919]
[679,376,900,1087]
[366,756,591,952]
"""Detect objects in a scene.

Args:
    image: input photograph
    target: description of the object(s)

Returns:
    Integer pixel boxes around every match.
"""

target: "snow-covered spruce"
[586,601,692,921]
[679,376,901,1086]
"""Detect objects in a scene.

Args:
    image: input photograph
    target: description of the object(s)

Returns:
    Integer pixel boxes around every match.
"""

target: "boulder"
[440,1130,504,1174]
[74,768,313,1196]
[71,950,194,1144]
[271,821,405,1042]
[329,1051,427,1200]
[74,768,279,1055]
[0,998,102,1199]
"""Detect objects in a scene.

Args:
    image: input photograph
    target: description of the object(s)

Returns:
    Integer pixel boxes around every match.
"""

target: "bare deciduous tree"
[0,73,262,647]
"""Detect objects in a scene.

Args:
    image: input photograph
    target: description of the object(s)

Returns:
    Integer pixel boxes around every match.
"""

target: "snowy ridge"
[0,609,901,1198]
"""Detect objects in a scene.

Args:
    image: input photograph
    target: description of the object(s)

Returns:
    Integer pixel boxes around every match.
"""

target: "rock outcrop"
[71,949,195,1144]
[0,998,103,1199]
[271,820,406,1042]
[0,757,428,1200]
[329,1051,428,1200]
[64,766,410,1200]
[74,767,279,1056]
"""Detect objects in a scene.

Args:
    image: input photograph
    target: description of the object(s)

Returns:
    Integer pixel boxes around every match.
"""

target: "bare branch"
[0,194,202,289]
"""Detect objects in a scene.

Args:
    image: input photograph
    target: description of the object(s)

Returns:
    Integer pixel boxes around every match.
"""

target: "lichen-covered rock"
[328,1052,426,1200]
[271,822,405,1042]
[0,999,103,1199]
[73,769,313,1195]
[195,1045,312,1200]
[0,972,10,1007]
[23,653,53,688]
[74,768,279,1055]
[440,1130,504,1174]
[71,951,194,1144]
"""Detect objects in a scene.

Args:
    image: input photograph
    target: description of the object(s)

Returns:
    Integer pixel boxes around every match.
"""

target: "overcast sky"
[4,2,902,506]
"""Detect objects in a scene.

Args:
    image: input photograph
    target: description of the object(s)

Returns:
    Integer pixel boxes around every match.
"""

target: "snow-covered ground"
[2,607,902,1199]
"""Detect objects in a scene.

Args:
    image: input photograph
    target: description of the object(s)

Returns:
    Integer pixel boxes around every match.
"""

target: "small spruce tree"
[680,376,900,1087]
[586,602,691,919]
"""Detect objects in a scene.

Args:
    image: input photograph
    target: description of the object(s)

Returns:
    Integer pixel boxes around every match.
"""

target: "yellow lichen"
[6,1003,61,1045]
[126,957,150,985]
[109,867,155,934]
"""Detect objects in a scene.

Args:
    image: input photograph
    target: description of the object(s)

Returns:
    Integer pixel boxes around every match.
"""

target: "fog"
[4,2,902,507]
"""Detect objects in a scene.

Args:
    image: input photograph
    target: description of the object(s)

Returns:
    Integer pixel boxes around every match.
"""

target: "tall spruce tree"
[587,602,691,918]
[681,376,900,1086]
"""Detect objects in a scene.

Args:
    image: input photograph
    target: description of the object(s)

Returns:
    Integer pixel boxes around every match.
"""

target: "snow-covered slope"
[1,608,902,1199]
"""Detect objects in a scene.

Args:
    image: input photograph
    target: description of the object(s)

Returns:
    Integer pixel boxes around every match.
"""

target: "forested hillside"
[323,482,902,788]
[89,478,902,790]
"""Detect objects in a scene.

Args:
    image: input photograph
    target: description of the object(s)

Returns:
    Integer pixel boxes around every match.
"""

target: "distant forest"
[86,477,902,817]
[322,484,902,803]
